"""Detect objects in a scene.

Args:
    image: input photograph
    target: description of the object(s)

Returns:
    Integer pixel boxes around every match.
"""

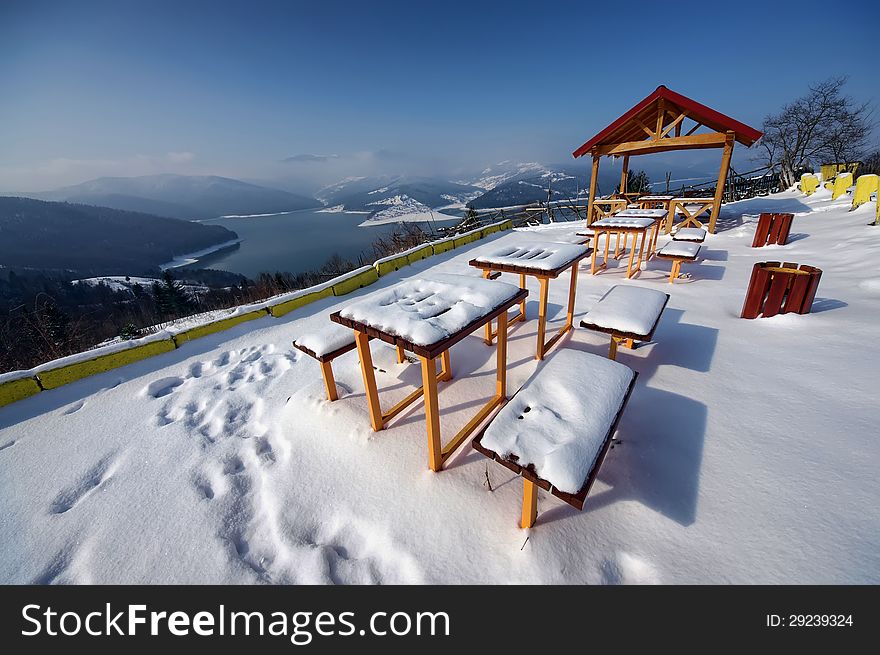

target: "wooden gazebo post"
[709,131,735,233]
[586,154,600,225]
[620,154,630,195]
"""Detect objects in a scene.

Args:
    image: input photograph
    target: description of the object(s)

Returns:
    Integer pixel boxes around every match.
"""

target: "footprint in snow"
[61,399,86,415]
[50,453,119,514]
[144,376,184,399]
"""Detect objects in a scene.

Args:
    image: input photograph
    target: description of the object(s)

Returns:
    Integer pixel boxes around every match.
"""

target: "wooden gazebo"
[572,85,763,233]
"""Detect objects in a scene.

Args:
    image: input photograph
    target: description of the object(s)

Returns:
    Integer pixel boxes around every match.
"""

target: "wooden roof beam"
[594,131,728,157]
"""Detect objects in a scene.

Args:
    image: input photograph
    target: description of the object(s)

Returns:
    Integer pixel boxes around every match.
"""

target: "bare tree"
[759,77,874,189]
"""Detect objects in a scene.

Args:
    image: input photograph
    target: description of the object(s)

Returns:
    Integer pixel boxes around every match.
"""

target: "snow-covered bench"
[472,349,637,528]
[578,285,669,359]
[672,227,706,243]
[293,324,362,401]
[655,240,701,283]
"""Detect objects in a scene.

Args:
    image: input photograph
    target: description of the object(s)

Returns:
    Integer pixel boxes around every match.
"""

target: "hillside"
[17,174,322,220]
[0,197,238,275]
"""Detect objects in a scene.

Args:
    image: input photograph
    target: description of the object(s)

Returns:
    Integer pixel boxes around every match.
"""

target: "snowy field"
[1,187,878,584]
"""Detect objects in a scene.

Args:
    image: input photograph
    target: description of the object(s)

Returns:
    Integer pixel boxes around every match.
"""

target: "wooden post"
[565,263,578,328]
[620,154,630,195]
[396,345,405,364]
[355,332,383,431]
[587,155,600,225]
[519,274,527,321]
[521,478,538,529]
[536,277,550,360]
[319,360,338,402]
[482,269,494,345]
[608,336,618,360]
[440,349,452,381]
[420,355,443,472]
[709,132,735,234]
[496,310,508,399]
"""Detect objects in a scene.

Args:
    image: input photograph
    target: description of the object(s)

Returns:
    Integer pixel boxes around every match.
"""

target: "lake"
[185,209,461,279]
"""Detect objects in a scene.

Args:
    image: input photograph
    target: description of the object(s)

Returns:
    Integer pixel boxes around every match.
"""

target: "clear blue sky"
[0,0,875,190]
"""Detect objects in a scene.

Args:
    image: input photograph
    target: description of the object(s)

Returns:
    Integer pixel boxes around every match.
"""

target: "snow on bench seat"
[293,323,357,360]
[672,227,707,243]
[471,241,590,273]
[657,240,701,260]
[338,273,522,348]
[580,285,669,338]
[474,349,636,512]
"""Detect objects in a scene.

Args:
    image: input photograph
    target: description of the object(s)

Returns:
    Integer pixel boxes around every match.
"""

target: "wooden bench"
[655,240,701,283]
[672,227,706,243]
[292,325,361,401]
[473,349,637,528]
[579,285,669,359]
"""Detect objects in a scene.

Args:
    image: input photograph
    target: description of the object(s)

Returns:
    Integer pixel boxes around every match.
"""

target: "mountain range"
[10,174,322,220]
[0,197,237,275]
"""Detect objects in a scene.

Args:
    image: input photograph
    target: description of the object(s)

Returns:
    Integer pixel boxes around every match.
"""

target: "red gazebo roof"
[572,85,763,158]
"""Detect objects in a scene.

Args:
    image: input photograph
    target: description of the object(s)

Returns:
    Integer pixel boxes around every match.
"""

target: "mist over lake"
[188,208,460,279]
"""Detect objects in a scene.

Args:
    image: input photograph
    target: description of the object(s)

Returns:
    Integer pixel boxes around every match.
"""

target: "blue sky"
[0,0,875,190]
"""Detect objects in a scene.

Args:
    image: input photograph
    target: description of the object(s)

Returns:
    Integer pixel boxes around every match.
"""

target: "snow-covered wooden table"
[590,210,667,278]
[330,274,528,472]
[636,194,675,210]
[468,241,591,360]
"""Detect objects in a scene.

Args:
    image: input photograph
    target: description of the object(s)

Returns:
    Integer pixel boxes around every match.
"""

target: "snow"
[160,239,241,270]
[472,242,589,272]
[657,241,701,259]
[580,285,668,335]
[672,227,707,242]
[593,216,656,229]
[612,209,668,219]
[2,188,880,584]
[480,349,634,494]
[638,195,674,201]
[338,273,522,346]
[359,194,459,227]
[294,324,355,358]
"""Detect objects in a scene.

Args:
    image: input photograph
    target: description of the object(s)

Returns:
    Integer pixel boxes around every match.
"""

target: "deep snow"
[1,187,878,584]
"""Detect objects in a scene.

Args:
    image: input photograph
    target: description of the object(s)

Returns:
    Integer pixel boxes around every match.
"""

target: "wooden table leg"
[536,276,550,360]
[590,235,600,274]
[420,354,443,472]
[666,203,676,234]
[440,349,452,381]
[482,270,494,345]
[625,231,639,278]
[396,345,405,364]
[649,220,660,258]
[519,274,527,321]
[632,229,647,277]
[355,331,383,431]
[521,478,538,528]
[319,360,338,402]
[602,229,611,269]
[565,262,578,330]
[608,335,618,360]
[496,310,508,399]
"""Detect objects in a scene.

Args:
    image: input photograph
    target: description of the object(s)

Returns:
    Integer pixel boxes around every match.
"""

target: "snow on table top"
[673,227,707,242]
[294,323,355,358]
[673,197,714,203]
[612,208,668,219]
[338,273,522,346]
[480,349,634,494]
[658,240,701,258]
[582,284,667,335]
[472,241,589,272]
[593,216,656,229]
[638,195,674,200]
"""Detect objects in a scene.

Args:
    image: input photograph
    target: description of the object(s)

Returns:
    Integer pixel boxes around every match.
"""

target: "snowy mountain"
[458,161,551,190]
[16,174,322,220]
[466,164,591,209]
[317,175,482,216]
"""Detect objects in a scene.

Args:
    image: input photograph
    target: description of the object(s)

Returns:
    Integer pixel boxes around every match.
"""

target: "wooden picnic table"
[589,210,666,278]
[330,274,528,472]
[666,197,717,234]
[468,241,591,360]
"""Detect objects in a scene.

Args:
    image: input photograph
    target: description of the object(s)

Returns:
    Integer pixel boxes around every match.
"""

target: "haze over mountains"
[12,174,322,220]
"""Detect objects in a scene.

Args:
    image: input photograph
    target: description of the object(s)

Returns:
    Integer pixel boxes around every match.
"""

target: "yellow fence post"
[831,172,854,200]
[852,174,878,210]
[800,173,819,196]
